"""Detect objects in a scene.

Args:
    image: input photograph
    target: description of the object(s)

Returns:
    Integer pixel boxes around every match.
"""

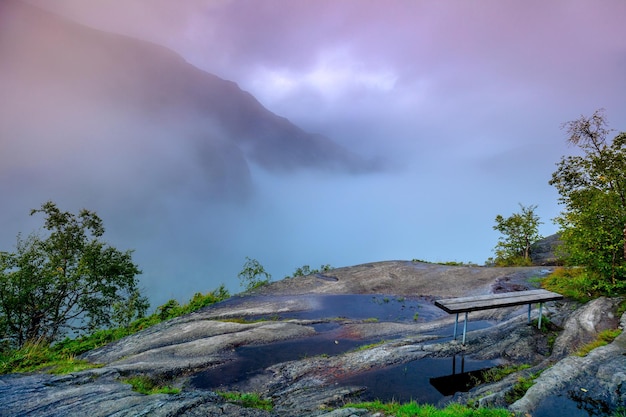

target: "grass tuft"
[504,372,541,404]
[575,328,622,357]
[218,391,273,411]
[0,339,102,375]
[123,375,180,395]
[346,400,512,416]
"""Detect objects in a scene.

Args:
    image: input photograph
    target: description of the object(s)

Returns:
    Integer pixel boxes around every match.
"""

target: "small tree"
[0,202,146,348]
[238,257,271,291]
[550,109,626,288]
[492,204,543,266]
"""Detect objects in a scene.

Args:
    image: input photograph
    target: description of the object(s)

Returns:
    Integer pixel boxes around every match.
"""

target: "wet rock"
[551,297,621,358]
[82,319,316,376]
[0,369,270,417]
[510,310,626,416]
[1,261,622,416]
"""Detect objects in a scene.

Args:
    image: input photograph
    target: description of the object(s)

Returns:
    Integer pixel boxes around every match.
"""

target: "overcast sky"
[9,0,626,305]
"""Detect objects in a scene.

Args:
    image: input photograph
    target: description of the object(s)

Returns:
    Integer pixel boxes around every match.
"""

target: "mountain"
[0,0,374,203]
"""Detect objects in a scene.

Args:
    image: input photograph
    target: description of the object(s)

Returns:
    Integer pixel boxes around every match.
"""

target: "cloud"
[6,0,626,307]
[249,46,398,104]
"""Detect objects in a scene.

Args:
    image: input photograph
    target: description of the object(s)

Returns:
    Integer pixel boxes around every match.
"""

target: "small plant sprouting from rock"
[476,364,531,385]
[353,340,386,352]
[123,375,180,395]
[218,391,273,411]
[345,400,511,416]
[575,328,622,357]
[287,263,334,278]
[504,371,542,404]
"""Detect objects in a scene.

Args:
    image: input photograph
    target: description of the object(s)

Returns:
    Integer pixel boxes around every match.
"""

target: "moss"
[575,328,622,357]
[218,391,273,411]
[504,372,542,404]
[122,375,180,395]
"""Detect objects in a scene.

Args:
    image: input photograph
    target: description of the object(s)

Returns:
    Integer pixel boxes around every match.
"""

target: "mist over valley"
[2,0,625,306]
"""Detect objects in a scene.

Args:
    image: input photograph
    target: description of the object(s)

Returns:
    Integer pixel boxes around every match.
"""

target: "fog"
[2,0,626,307]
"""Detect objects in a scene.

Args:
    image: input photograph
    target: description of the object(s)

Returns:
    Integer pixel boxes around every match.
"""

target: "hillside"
[1,261,624,416]
[0,0,375,202]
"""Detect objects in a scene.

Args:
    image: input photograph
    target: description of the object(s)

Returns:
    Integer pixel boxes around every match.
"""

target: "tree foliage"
[0,202,147,348]
[238,257,271,291]
[549,109,626,288]
[288,263,333,278]
[492,204,543,266]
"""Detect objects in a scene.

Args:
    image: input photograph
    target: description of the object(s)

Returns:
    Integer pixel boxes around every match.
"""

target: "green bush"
[542,267,606,302]
[238,257,271,290]
[1,285,230,374]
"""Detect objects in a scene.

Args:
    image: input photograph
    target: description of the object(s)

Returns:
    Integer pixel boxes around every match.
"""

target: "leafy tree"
[549,109,626,287]
[0,202,146,348]
[238,257,271,291]
[492,204,543,266]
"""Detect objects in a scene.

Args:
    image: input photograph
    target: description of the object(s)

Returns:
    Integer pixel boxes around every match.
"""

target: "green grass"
[352,340,386,352]
[1,285,231,375]
[218,391,273,411]
[478,364,532,384]
[541,267,603,303]
[575,328,622,357]
[345,400,512,416]
[123,375,180,395]
[504,372,541,404]
[0,339,103,375]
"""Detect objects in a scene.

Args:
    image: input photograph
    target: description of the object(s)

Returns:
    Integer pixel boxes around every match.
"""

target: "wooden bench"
[434,289,564,344]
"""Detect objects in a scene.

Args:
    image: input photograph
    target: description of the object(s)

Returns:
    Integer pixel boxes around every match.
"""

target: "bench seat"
[434,289,564,344]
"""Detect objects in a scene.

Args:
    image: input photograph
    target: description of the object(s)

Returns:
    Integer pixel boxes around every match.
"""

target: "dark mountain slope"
[0,0,373,203]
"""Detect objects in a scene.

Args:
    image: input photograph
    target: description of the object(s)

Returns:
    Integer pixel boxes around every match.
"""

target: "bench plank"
[435,289,563,314]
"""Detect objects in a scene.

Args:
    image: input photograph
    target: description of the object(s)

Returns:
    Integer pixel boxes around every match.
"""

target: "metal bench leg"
[462,312,468,345]
[528,303,532,324]
[538,303,543,329]
[454,313,459,340]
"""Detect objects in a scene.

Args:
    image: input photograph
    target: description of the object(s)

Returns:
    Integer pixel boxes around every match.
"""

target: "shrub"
[1,285,230,374]
[238,257,271,291]
[541,267,611,302]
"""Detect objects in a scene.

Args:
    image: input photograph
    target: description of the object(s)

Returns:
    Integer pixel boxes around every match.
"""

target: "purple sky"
[6,0,626,305]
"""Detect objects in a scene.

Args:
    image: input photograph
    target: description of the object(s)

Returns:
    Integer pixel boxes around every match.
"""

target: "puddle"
[191,294,500,400]
[339,355,500,404]
[242,294,444,323]
[532,391,617,417]
[189,334,367,389]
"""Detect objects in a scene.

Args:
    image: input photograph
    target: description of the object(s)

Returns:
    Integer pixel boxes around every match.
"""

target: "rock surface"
[1,261,624,417]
